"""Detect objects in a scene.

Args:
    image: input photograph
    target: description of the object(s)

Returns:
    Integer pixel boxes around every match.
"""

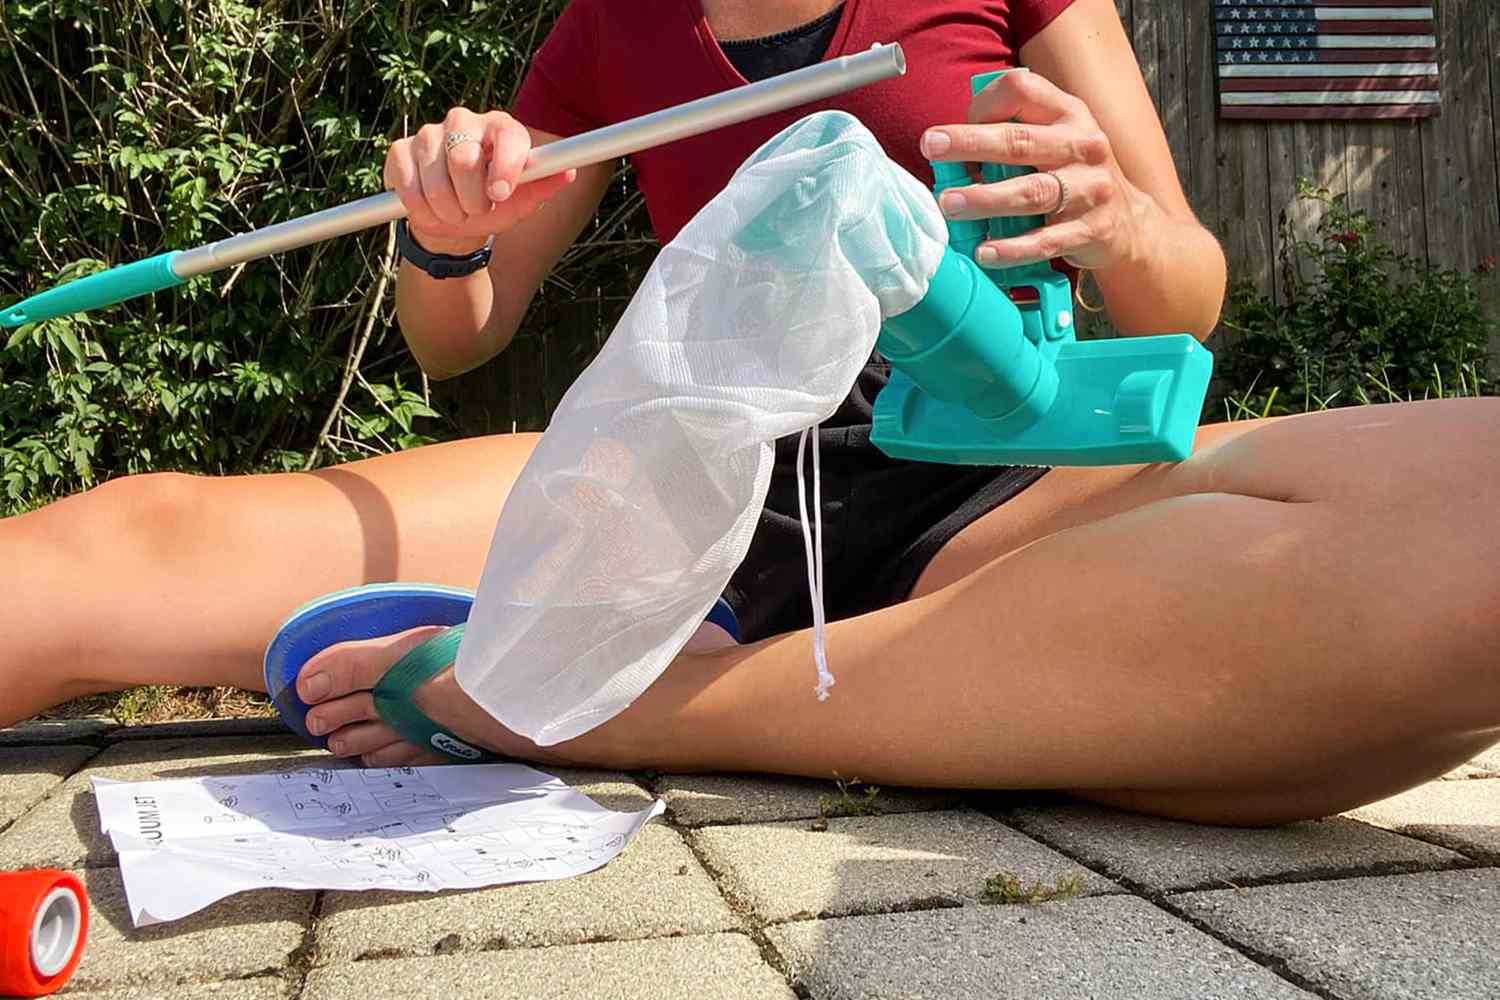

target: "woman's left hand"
[919,69,1148,271]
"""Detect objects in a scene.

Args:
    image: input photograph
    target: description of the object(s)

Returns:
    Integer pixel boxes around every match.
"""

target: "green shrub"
[0,0,656,515]
[1212,180,1496,421]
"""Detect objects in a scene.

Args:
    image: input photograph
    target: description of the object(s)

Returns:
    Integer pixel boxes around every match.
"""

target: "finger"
[482,111,531,203]
[461,168,576,237]
[297,624,451,705]
[938,170,1075,221]
[414,125,467,226]
[975,216,1105,269]
[481,169,576,226]
[921,122,1104,171]
[384,139,444,233]
[968,68,1089,126]
[324,720,404,759]
[442,108,494,217]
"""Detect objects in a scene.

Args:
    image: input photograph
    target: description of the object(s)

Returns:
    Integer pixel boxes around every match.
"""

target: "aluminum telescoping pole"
[172,43,906,279]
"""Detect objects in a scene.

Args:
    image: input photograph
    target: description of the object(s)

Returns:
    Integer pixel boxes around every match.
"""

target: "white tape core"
[31,886,81,978]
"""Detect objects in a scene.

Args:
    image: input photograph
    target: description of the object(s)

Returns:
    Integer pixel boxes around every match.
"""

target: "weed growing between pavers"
[818,775,882,819]
[40,685,276,726]
[982,870,1086,905]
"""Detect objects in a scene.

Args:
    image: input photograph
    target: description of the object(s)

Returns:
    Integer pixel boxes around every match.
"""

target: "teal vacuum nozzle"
[870,70,1213,467]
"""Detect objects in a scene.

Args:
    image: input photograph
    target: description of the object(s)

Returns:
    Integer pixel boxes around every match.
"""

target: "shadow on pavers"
[67,745,337,866]
[694,799,1112,924]
[78,865,299,942]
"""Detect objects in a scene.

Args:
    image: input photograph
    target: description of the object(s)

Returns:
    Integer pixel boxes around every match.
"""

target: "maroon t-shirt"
[509,1,1078,642]
[513,0,1077,244]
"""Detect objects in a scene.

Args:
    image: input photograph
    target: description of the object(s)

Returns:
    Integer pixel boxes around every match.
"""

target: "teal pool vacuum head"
[870,70,1212,468]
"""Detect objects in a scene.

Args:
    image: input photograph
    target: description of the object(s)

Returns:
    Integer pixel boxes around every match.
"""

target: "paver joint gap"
[1165,856,1489,896]
[1151,894,1350,1000]
[285,889,326,1000]
[982,802,1482,895]
[671,817,808,998]
[976,802,1367,1000]
[1344,804,1500,866]
[975,803,1143,892]
[335,926,748,963]
[0,743,103,838]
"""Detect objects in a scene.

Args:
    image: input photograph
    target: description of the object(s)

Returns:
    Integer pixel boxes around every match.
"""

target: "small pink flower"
[1477,255,1496,275]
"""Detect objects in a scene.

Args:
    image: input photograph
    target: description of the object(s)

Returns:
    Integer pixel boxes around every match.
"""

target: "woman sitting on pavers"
[7,0,1498,826]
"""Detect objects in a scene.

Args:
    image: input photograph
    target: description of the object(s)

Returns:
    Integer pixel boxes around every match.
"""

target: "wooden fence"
[1124,0,1498,322]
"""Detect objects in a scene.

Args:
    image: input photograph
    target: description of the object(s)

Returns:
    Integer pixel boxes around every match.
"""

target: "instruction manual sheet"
[92,763,664,926]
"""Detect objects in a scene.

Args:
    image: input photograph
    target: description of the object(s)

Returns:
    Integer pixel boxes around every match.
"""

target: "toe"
[324,720,403,758]
[361,742,438,768]
[297,624,450,705]
[306,691,379,738]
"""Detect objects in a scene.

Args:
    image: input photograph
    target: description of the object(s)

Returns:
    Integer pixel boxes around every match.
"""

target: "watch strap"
[395,219,493,279]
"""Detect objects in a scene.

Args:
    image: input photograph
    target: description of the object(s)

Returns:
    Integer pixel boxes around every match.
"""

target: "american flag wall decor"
[1214,0,1442,120]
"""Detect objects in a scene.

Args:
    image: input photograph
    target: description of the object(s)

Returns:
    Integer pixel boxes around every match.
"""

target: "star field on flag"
[1214,0,1441,120]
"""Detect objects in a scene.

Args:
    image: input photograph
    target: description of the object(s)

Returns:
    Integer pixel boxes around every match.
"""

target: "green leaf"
[55,327,85,364]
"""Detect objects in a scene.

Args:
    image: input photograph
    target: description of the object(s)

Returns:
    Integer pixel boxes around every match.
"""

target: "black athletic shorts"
[721,352,1049,643]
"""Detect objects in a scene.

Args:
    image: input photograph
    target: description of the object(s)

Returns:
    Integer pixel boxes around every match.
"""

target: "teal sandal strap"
[371,624,503,763]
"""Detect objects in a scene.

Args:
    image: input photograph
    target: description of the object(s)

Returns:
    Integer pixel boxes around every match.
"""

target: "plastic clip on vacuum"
[0,871,87,997]
[870,70,1213,467]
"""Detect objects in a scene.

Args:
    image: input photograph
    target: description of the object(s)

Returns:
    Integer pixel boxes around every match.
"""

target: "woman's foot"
[295,627,641,769]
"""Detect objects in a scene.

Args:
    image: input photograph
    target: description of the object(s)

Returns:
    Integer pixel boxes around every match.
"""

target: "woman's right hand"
[384,106,577,256]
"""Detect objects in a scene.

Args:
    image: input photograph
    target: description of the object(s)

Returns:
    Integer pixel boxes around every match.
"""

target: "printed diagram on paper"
[92,763,664,927]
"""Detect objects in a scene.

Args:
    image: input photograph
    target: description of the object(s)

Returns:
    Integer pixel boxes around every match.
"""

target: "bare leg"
[301,398,1500,824]
[1,433,540,724]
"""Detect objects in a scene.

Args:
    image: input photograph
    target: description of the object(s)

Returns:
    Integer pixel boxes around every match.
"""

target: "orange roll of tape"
[0,870,87,997]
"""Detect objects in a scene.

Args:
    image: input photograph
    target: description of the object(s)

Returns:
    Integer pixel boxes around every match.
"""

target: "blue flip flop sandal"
[264,583,741,763]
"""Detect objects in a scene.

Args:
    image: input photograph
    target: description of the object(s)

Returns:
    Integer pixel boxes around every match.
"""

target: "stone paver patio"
[2,718,1496,998]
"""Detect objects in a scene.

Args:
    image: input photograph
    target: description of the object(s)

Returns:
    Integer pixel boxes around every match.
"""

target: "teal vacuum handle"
[968,68,1074,347]
[874,69,1063,432]
[0,253,184,328]
[871,69,1213,467]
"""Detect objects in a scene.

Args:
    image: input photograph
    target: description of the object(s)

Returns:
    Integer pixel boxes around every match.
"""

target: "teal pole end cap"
[0,251,184,328]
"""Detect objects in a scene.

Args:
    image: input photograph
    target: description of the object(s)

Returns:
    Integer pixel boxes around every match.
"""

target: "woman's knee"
[1371,513,1500,724]
[1185,397,1500,508]
[26,472,214,570]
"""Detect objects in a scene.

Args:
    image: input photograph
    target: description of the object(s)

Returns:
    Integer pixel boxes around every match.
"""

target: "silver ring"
[1045,171,1070,216]
[444,131,481,151]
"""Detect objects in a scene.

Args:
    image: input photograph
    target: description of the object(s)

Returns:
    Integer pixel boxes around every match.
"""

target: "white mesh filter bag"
[452,110,948,746]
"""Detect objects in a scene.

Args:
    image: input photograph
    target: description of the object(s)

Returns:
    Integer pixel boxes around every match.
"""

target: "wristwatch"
[395,219,493,279]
